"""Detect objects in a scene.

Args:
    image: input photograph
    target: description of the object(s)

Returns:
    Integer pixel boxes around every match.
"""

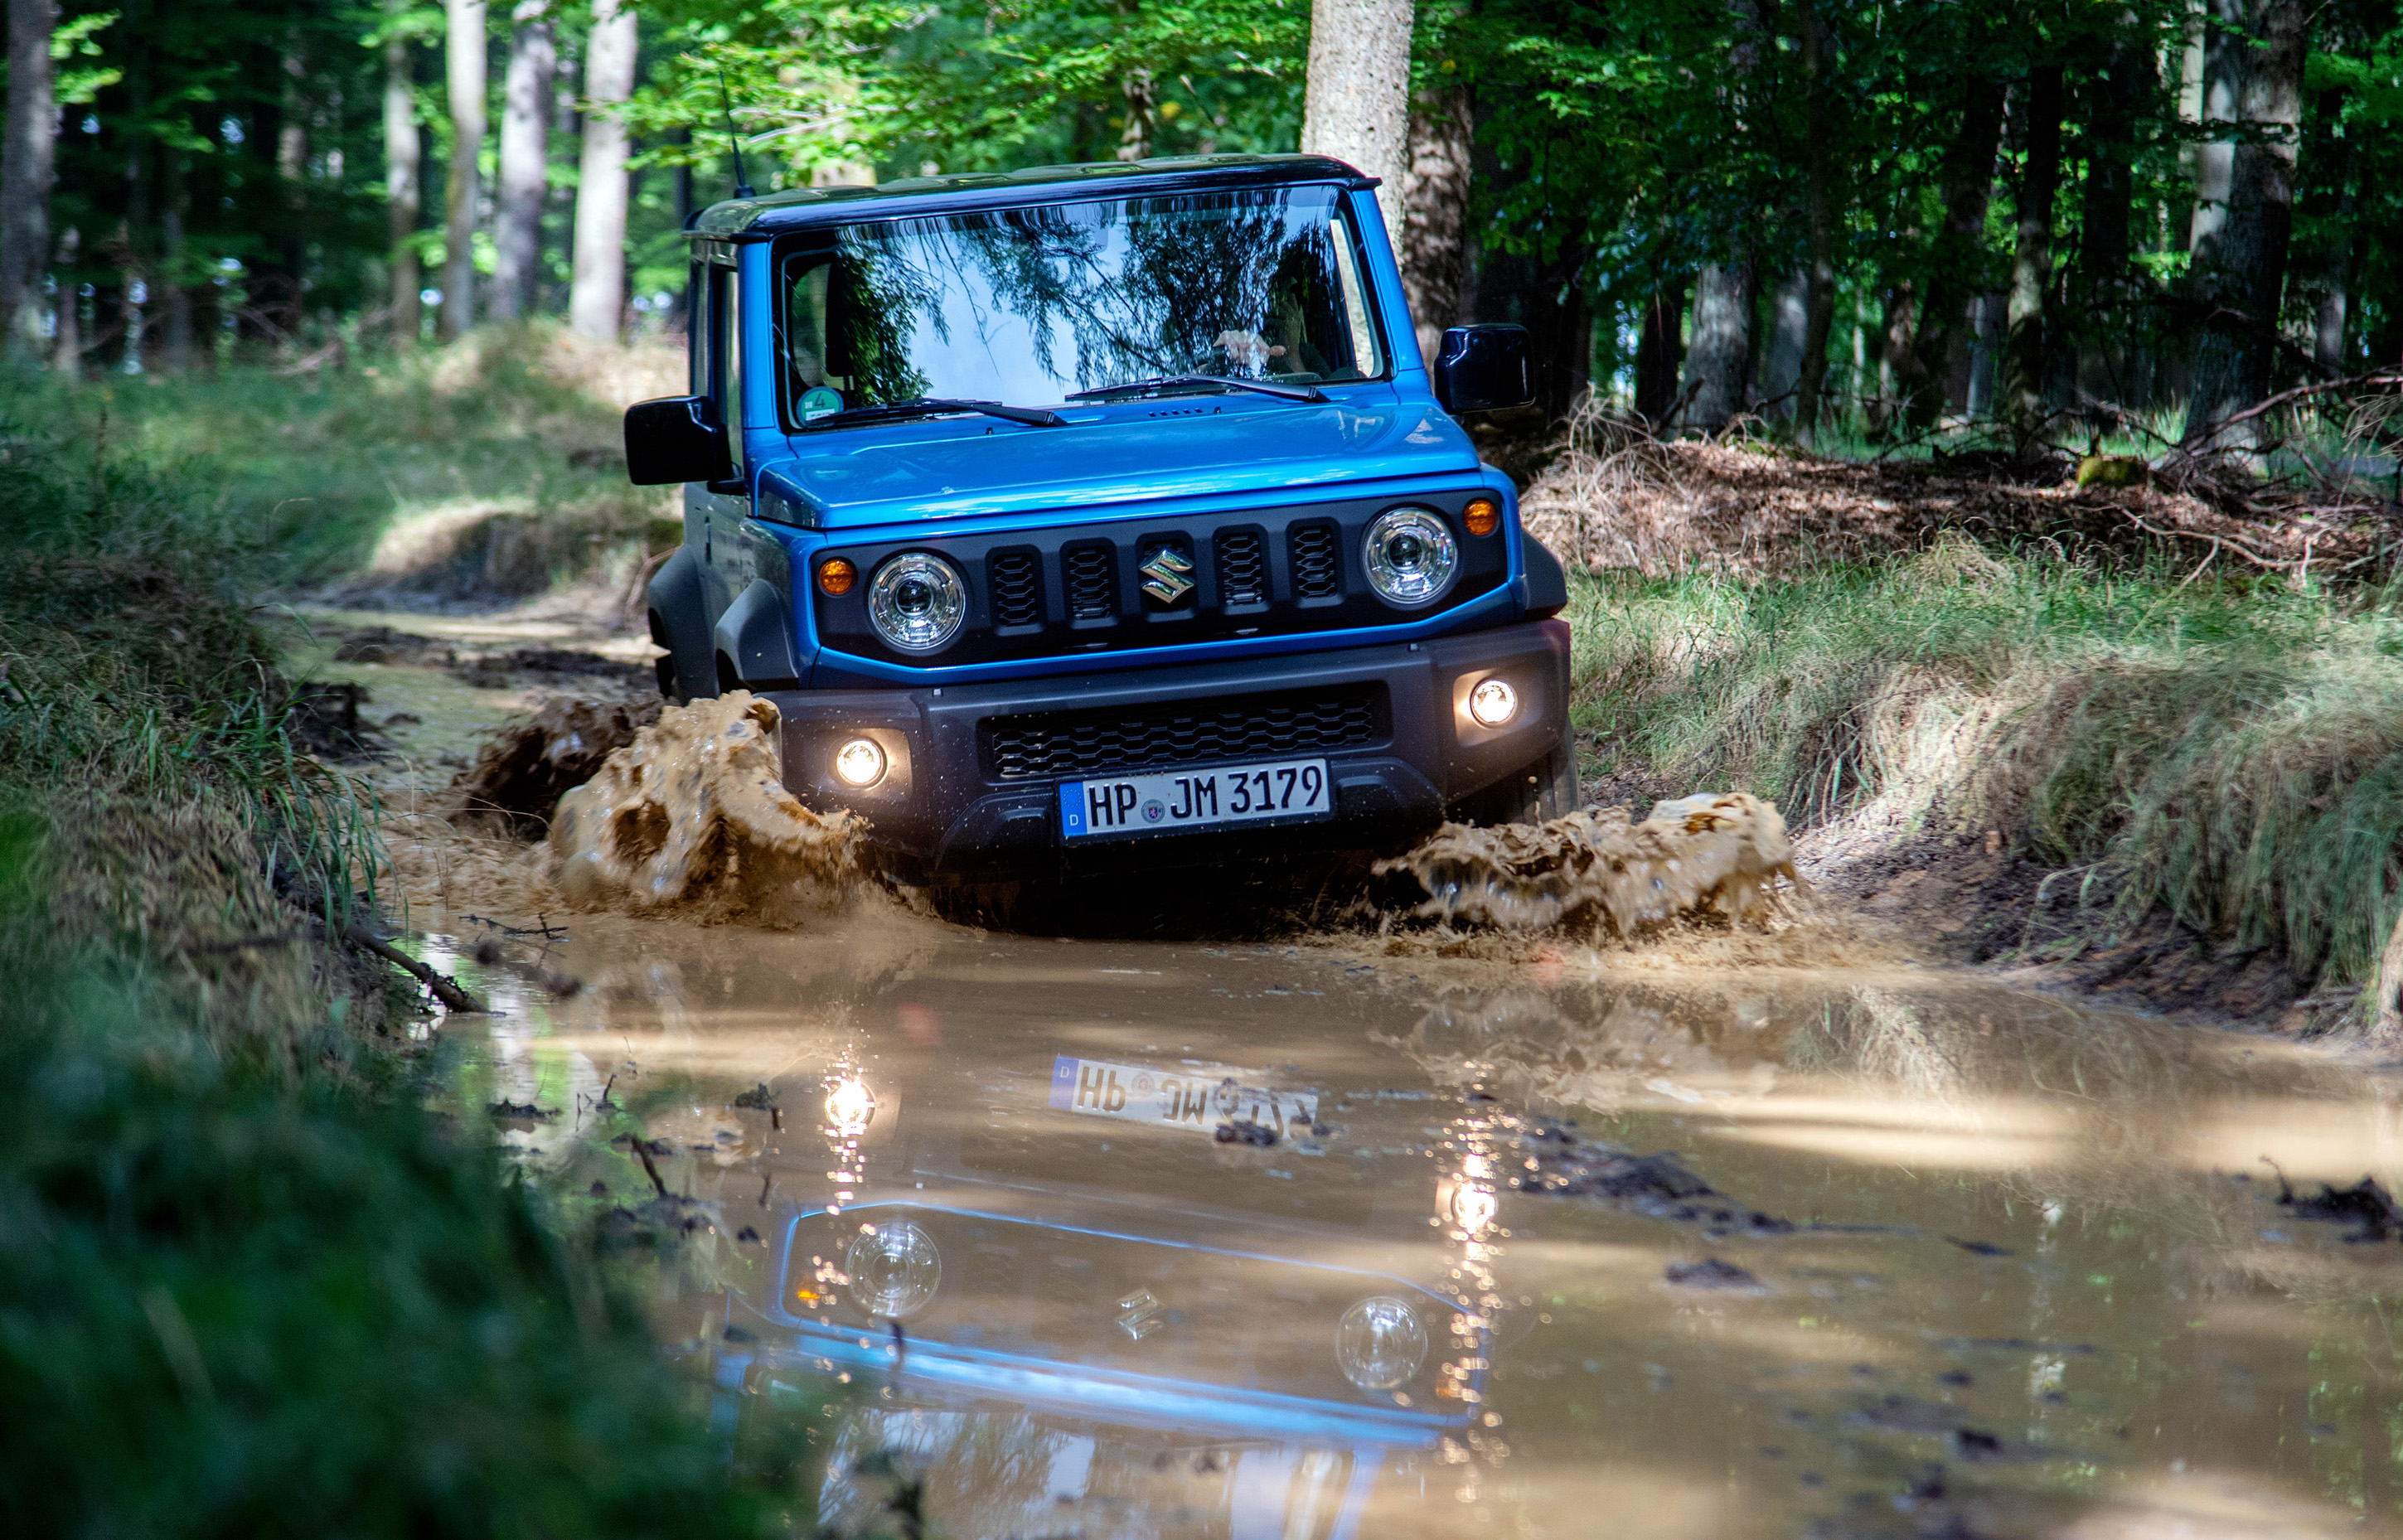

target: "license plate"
[1048,1056,1318,1137]
[1059,758,1331,840]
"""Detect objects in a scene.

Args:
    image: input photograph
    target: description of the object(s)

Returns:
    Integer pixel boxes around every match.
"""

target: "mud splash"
[545,692,865,927]
[1378,792,1806,934]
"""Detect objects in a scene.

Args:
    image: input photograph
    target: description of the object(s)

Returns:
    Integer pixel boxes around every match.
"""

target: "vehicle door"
[686,247,752,625]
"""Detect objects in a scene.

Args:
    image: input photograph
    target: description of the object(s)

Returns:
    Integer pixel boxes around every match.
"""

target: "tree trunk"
[2075,29,2149,414]
[1,0,58,356]
[1116,67,1155,161]
[568,0,637,343]
[442,0,488,340]
[1679,263,1753,431]
[49,225,77,375]
[2187,0,2245,255]
[1761,268,1809,419]
[1897,74,2003,429]
[2002,63,2064,448]
[1300,0,1415,235]
[385,0,424,344]
[1793,0,1837,448]
[1400,85,1472,360]
[1635,274,1689,425]
[492,2,554,320]
[2183,0,2306,445]
[2298,86,2352,374]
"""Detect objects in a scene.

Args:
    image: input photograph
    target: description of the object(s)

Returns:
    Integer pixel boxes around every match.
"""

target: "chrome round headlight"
[845,1219,940,1319]
[1362,507,1458,608]
[1335,1295,1428,1390]
[866,553,967,653]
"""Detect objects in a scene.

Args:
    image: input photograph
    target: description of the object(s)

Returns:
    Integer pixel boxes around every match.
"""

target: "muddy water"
[415,907,2403,1540]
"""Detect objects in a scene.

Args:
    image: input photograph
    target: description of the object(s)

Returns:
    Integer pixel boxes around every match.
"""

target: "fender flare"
[1516,527,1568,620]
[646,547,717,702]
[713,579,805,691]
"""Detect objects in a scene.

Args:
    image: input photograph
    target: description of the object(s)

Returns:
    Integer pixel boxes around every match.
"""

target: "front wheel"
[1449,750,1580,828]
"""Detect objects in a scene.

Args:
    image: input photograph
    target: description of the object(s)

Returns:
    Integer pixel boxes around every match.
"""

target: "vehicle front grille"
[1063,542,1117,622]
[1289,522,1340,599]
[989,548,1042,628]
[984,685,1382,781]
[1214,528,1267,608]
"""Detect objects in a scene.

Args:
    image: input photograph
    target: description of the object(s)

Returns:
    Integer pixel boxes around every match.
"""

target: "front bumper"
[761,618,1569,883]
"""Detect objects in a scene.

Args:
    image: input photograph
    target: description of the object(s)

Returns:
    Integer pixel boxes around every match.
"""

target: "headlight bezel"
[1361,506,1461,609]
[865,551,969,654]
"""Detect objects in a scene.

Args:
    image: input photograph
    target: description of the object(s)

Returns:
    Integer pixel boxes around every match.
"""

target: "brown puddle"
[419,907,2403,1539]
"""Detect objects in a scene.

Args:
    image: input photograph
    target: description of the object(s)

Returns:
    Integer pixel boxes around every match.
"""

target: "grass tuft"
[1567,549,2403,1005]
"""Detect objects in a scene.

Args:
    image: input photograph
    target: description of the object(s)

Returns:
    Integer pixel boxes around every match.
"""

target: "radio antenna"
[717,67,754,198]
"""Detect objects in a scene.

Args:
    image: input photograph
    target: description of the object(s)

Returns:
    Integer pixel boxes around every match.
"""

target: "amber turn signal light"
[817,557,857,596]
[1463,498,1499,536]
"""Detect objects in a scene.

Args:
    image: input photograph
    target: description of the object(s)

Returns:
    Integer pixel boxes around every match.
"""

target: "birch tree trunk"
[2187,0,2245,255]
[2184,0,2307,445]
[385,0,424,344]
[1,0,58,356]
[569,0,637,343]
[2002,63,2064,449]
[442,0,488,339]
[1399,85,1472,360]
[1116,68,1155,161]
[1300,0,1414,236]
[492,1,554,320]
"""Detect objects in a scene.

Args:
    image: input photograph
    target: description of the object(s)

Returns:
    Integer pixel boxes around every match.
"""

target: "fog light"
[825,1076,877,1136]
[1335,1296,1427,1390]
[832,736,887,788]
[1464,497,1499,536]
[845,1219,940,1319]
[817,557,857,596]
[1467,676,1519,728]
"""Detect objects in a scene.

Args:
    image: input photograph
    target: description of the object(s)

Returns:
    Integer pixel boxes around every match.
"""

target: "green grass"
[1566,540,2403,1000]
[15,322,676,594]
[0,390,822,1536]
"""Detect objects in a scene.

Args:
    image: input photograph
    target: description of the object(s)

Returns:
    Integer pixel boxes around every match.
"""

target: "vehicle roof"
[686,153,1373,240]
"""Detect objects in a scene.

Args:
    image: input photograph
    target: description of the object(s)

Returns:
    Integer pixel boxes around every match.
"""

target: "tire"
[1451,749,1580,828]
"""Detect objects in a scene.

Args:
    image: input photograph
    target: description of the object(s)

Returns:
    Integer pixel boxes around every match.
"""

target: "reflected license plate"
[1059,758,1330,841]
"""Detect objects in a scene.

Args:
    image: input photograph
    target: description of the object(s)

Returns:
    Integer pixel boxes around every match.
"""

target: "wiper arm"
[798,397,1066,431]
[1068,374,1330,404]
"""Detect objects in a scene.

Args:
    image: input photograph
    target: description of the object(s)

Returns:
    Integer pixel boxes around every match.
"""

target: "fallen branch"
[2174,370,2403,457]
[339,923,487,1013]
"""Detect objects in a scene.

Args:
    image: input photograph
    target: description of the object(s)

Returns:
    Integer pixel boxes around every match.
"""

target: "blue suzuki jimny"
[625,153,1572,884]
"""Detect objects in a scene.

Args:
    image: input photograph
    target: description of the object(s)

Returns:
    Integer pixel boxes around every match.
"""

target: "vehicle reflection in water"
[431,912,2403,1538]
[709,1039,1514,1539]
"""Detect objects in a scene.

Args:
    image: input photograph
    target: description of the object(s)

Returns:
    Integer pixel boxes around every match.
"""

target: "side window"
[688,261,714,399]
[710,263,745,472]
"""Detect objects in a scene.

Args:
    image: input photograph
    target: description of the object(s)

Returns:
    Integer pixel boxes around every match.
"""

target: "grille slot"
[1214,528,1267,608]
[985,685,1381,781]
[1288,523,1340,600]
[988,548,1042,628]
[1063,542,1117,622]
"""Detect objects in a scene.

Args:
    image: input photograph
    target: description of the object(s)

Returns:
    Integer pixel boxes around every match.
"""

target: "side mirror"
[624,395,734,486]
[1432,325,1535,414]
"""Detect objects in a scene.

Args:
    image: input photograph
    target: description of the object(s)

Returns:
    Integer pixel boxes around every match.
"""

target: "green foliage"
[627,0,1309,180]
[1566,550,2403,993]
[0,402,816,1539]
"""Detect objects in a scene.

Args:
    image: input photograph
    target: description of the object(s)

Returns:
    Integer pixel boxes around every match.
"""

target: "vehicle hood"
[763,395,1481,527]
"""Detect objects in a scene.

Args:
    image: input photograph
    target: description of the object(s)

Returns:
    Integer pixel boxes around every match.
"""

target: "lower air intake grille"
[985,685,1382,781]
[1215,528,1267,608]
[989,549,1041,628]
[1289,522,1340,599]
[1063,542,1117,622]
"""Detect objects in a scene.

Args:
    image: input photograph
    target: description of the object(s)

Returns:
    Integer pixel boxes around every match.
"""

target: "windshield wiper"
[797,397,1066,431]
[1068,374,1330,404]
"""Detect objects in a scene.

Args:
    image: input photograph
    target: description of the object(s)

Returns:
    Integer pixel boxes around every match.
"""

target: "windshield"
[775,186,1386,424]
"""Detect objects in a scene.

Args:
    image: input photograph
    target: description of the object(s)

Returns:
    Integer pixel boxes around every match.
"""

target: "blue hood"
[758,394,1482,528]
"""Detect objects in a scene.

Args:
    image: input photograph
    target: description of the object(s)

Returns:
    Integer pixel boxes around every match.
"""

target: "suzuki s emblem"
[1138,544,1195,607]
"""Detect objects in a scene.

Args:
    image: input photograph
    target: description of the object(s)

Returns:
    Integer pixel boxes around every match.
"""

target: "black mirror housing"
[624,395,734,486]
[1432,325,1536,414]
